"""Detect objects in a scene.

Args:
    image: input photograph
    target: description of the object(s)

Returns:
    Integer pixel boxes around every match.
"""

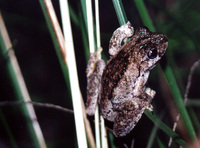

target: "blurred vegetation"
[0,0,200,147]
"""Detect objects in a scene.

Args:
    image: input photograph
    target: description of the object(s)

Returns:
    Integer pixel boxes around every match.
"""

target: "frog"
[85,22,168,137]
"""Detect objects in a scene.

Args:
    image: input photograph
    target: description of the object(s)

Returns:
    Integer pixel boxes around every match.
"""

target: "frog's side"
[86,22,168,137]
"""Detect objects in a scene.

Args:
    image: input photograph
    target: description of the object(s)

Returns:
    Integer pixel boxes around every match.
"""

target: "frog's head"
[135,27,168,72]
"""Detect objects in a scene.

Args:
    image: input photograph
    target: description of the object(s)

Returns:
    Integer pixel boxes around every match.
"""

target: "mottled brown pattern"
[86,22,168,137]
[86,52,105,115]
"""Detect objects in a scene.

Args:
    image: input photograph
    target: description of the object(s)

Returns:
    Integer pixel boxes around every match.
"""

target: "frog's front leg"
[109,21,134,56]
[86,48,105,115]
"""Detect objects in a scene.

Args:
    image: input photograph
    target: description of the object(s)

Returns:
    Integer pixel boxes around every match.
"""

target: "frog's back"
[99,38,139,120]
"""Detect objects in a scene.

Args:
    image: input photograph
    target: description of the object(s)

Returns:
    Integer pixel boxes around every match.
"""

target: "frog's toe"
[145,87,156,98]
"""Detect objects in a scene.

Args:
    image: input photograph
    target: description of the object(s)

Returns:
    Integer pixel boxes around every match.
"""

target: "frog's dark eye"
[148,47,157,59]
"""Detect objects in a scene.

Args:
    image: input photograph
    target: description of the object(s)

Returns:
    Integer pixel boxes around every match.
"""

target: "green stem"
[164,66,196,140]
[133,0,155,31]
[112,0,127,25]
[39,0,70,89]
[145,110,187,146]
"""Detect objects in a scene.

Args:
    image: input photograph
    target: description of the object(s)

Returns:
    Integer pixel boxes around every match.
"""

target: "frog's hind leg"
[86,48,105,115]
[112,98,152,137]
[113,109,141,137]
[100,98,118,122]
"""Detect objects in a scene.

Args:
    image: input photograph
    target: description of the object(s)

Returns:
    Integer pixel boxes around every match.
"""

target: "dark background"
[0,0,200,147]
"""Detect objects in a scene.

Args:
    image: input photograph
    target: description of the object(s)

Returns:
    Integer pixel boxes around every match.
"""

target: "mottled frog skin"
[86,22,168,137]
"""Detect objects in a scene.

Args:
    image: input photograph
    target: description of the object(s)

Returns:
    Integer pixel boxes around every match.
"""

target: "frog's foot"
[109,21,134,56]
[142,87,155,111]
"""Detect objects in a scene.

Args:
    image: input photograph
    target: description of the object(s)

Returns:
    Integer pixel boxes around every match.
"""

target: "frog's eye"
[148,47,157,59]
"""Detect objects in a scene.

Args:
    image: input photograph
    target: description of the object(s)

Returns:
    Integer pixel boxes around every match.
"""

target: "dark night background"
[0,0,200,147]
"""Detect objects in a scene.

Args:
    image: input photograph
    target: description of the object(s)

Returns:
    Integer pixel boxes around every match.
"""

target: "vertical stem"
[86,0,95,53]
[112,0,127,25]
[95,0,108,147]
[94,0,101,147]
[164,66,196,140]
[59,0,88,147]
[134,0,155,31]
[0,12,46,148]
